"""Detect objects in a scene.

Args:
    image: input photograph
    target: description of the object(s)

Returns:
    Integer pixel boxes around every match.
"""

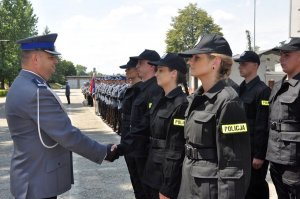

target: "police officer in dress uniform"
[5,34,117,199]
[266,38,300,199]
[177,34,251,199]
[142,53,189,199]
[234,51,270,199]
[113,49,162,199]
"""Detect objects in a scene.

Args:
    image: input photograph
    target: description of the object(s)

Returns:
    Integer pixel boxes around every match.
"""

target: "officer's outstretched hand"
[104,144,119,162]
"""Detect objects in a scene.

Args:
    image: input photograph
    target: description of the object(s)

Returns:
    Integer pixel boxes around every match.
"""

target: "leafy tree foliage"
[43,26,51,35]
[50,59,77,84]
[245,29,260,52]
[75,64,88,75]
[246,30,253,51]
[165,3,223,53]
[0,0,38,88]
[165,3,222,89]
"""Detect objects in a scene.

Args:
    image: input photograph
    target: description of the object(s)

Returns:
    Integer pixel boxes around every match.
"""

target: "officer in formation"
[112,49,163,198]
[266,38,300,198]
[5,33,117,199]
[116,57,144,198]
[94,75,128,132]
[234,51,271,199]
[177,34,251,198]
[143,53,189,199]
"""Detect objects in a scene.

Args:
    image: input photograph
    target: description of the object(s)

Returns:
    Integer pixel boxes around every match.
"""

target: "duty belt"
[150,137,166,148]
[185,144,216,160]
[270,121,300,132]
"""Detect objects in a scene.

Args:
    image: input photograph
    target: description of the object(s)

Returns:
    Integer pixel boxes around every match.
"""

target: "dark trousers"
[270,162,300,199]
[124,155,148,199]
[66,95,70,104]
[246,159,269,199]
[42,197,57,199]
[143,184,159,199]
[87,95,93,106]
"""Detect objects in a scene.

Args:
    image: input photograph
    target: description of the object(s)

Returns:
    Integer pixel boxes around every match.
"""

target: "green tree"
[76,64,88,75]
[0,0,38,88]
[245,30,260,52]
[165,3,222,53]
[50,59,77,84]
[43,26,51,35]
[165,3,222,89]
[245,30,253,51]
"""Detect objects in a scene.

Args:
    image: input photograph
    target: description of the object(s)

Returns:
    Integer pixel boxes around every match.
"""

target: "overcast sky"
[30,0,290,75]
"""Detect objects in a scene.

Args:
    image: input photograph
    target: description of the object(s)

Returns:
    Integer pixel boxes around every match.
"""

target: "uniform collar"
[195,79,226,100]
[282,72,300,87]
[164,86,184,99]
[140,76,157,89]
[20,69,46,83]
[240,76,260,90]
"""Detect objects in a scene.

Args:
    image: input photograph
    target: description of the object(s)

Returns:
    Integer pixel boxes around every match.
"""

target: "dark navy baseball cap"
[234,51,260,65]
[148,53,187,74]
[119,58,138,69]
[179,34,232,57]
[130,49,160,62]
[272,37,300,52]
[16,33,61,55]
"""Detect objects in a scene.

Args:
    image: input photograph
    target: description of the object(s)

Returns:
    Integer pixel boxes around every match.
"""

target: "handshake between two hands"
[104,144,120,162]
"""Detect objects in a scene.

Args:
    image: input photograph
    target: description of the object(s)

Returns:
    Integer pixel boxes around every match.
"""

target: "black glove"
[104,144,119,162]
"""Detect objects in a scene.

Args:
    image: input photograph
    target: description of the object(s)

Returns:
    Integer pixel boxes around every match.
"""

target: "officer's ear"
[170,69,178,79]
[29,50,41,61]
[209,55,221,70]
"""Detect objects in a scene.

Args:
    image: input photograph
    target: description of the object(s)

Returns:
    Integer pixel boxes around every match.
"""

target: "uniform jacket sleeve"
[253,86,271,159]
[217,99,251,197]
[31,87,107,164]
[160,102,188,198]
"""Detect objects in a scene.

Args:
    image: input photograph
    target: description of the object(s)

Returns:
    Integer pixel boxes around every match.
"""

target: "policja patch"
[261,100,269,106]
[173,119,185,126]
[221,123,248,134]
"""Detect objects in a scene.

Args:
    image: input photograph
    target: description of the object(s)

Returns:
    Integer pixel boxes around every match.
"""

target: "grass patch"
[49,83,63,89]
[0,89,8,97]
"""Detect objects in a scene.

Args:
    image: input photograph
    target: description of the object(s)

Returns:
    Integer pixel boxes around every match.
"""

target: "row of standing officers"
[6,32,299,199]
[95,34,300,199]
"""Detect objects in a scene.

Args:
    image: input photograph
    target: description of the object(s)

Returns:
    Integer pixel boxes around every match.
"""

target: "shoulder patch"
[32,78,47,88]
[173,119,185,126]
[221,123,247,134]
[261,100,269,106]
[148,102,152,109]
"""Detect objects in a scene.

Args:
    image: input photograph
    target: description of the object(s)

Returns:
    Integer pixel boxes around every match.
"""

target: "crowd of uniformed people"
[6,30,300,199]
[80,34,300,199]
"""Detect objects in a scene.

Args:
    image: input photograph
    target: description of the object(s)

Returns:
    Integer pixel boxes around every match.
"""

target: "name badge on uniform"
[261,100,269,106]
[148,102,152,109]
[221,123,247,134]
[173,119,185,126]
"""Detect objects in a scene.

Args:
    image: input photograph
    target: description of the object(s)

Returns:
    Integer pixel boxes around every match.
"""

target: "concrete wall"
[66,76,91,89]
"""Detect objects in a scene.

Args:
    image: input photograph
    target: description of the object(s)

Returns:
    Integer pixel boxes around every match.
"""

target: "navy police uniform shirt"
[123,76,163,157]
[143,87,188,199]
[239,76,271,159]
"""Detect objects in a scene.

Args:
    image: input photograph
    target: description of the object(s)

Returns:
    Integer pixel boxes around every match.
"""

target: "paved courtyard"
[0,89,277,198]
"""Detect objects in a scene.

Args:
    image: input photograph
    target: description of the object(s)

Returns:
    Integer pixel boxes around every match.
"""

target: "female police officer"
[142,53,189,199]
[177,34,251,199]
